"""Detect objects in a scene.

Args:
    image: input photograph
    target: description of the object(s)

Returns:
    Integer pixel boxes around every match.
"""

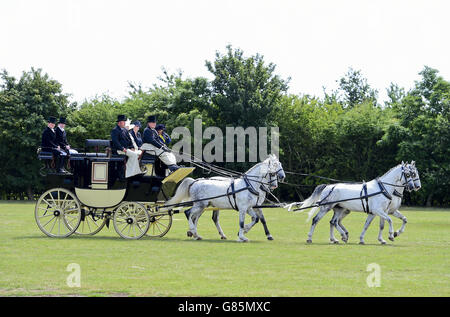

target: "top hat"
[155,124,166,131]
[117,114,127,122]
[48,116,57,124]
[59,117,66,124]
[147,115,157,123]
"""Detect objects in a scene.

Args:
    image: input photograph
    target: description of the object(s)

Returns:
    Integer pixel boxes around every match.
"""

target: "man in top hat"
[129,120,143,150]
[155,124,171,146]
[141,115,179,172]
[41,116,70,174]
[111,114,143,178]
[55,117,78,155]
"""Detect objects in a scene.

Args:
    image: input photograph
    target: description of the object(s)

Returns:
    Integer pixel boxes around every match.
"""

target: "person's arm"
[111,128,126,152]
[55,128,66,148]
[143,129,163,148]
[162,132,171,145]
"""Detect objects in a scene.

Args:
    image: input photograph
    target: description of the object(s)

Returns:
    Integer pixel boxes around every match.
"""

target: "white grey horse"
[286,163,415,244]
[208,174,277,240]
[165,154,285,242]
[328,161,421,244]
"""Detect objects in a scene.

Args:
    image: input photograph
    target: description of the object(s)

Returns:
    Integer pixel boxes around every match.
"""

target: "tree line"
[0,45,448,206]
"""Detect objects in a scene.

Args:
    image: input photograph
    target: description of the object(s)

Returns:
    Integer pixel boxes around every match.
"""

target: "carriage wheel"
[35,188,82,238]
[113,202,150,239]
[75,207,107,235]
[146,207,173,238]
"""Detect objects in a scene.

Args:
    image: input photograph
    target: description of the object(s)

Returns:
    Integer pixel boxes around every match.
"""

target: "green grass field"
[0,201,449,297]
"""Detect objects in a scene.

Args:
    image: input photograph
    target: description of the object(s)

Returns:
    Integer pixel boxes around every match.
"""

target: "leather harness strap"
[360,181,370,214]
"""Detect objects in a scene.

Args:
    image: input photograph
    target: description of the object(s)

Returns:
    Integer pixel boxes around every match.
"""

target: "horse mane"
[245,161,265,175]
[380,164,402,178]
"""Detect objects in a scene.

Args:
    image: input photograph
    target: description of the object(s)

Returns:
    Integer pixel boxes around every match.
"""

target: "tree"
[205,45,289,128]
[0,68,73,199]
[337,67,378,108]
[385,66,450,206]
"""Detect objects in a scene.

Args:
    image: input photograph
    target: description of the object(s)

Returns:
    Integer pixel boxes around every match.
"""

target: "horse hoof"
[267,236,274,241]
[195,236,203,241]
[333,241,339,244]
[221,236,227,240]
[359,241,365,245]
[186,231,193,237]
[380,241,387,245]
[238,238,249,243]
[394,232,399,237]
[306,239,312,244]
[389,237,394,242]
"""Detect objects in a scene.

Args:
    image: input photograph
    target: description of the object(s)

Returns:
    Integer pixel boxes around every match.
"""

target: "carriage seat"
[37,150,54,160]
[83,139,126,161]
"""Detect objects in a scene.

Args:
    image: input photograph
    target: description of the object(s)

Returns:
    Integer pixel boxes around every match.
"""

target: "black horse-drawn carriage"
[34,139,195,239]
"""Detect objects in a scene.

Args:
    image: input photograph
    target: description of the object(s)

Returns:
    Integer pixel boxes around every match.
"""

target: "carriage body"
[35,139,194,239]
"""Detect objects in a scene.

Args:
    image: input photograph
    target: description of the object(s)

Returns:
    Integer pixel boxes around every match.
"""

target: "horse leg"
[338,209,351,242]
[378,217,387,244]
[237,208,249,242]
[255,208,273,240]
[373,210,395,242]
[307,206,332,244]
[187,204,205,240]
[212,210,227,240]
[329,210,340,244]
[244,208,259,234]
[393,210,407,237]
[359,213,376,245]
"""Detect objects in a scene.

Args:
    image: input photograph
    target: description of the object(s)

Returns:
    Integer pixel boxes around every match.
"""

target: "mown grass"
[0,202,449,296]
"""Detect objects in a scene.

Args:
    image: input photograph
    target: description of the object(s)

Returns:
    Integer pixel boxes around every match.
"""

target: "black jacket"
[111,125,133,153]
[130,130,143,148]
[143,127,165,148]
[41,127,59,151]
[55,126,69,148]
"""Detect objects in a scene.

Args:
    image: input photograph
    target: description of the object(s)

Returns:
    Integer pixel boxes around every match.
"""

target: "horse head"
[407,161,421,191]
[400,161,415,191]
[264,154,286,189]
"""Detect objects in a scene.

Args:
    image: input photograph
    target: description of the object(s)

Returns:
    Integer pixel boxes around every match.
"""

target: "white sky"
[1,0,449,104]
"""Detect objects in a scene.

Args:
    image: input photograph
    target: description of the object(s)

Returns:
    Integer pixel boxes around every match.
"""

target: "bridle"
[381,164,416,193]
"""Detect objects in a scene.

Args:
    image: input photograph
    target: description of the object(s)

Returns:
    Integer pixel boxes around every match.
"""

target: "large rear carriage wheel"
[113,202,150,239]
[35,188,82,238]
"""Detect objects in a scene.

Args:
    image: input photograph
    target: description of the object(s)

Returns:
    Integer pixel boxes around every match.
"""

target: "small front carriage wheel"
[113,202,150,239]
[35,188,82,238]
[145,206,173,238]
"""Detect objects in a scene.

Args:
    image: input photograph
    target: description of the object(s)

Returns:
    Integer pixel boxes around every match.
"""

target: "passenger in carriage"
[155,124,171,146]
[111,115,144,178]
[41,116,70,174]
[55,117,78,155]
[129,120,143,150]
[141,115,180,172]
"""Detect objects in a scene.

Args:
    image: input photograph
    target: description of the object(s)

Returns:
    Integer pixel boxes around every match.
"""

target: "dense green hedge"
[1,47,448,206]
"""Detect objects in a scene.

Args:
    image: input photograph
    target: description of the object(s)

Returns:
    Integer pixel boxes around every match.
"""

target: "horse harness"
[227,176,262,211]
[359,178,392,214]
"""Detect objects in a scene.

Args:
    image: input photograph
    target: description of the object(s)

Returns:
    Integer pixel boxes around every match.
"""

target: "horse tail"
[300,184,327,222]
[165,177,196,206]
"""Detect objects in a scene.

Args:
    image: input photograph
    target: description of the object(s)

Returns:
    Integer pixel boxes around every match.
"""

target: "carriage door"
[91,161,108,189]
